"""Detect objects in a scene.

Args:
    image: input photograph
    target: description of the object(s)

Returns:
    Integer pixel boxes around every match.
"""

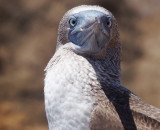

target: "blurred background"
[0,0,160,129]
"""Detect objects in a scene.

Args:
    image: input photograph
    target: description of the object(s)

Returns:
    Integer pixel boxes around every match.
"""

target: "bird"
[44,5,160,130]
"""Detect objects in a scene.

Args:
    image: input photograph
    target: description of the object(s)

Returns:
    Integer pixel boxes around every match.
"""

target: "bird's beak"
[69,12,111,54]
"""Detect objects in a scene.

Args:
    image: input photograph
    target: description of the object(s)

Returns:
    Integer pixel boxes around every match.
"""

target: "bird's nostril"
[95,17,101,23]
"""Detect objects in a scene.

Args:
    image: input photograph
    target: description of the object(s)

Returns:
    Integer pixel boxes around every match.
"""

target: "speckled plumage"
[44,5,160,130]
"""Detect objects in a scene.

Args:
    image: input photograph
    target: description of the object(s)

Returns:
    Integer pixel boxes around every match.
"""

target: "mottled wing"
[90,95,160,130]
[130,94,160,130]
[90,101,124,130]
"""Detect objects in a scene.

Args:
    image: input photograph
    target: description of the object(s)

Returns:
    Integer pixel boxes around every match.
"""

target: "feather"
[44,5,160,130]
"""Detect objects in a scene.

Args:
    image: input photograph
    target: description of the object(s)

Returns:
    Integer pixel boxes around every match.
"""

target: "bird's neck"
[56,42,121,87]
[86,45,121,87]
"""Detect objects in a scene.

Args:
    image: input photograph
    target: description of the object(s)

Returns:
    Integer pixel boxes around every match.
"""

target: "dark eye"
[69,18,77,27]
[106,19,112,27]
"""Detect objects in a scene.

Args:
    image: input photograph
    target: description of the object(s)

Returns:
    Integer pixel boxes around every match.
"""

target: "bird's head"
[57,5,120,58]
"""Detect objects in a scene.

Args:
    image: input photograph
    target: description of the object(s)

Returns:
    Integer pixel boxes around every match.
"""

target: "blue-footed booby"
[44,5,160,130]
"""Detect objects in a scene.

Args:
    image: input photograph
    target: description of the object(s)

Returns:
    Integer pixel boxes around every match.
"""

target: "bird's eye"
[106,19,112,27]
[69,18,77,27]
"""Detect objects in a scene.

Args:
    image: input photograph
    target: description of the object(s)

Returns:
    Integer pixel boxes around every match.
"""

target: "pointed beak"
[68,10,111,54]
[93,17,109,37]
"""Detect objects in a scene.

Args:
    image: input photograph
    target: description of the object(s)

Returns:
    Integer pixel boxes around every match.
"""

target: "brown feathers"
[45,5,160,130]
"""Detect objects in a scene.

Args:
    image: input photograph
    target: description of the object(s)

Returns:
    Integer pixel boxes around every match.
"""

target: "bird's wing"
[90,94,160,130]
[90,101,124,130]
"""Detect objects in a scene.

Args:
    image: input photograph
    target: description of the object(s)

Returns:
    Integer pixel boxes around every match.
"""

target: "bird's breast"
[44,51,102,130]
